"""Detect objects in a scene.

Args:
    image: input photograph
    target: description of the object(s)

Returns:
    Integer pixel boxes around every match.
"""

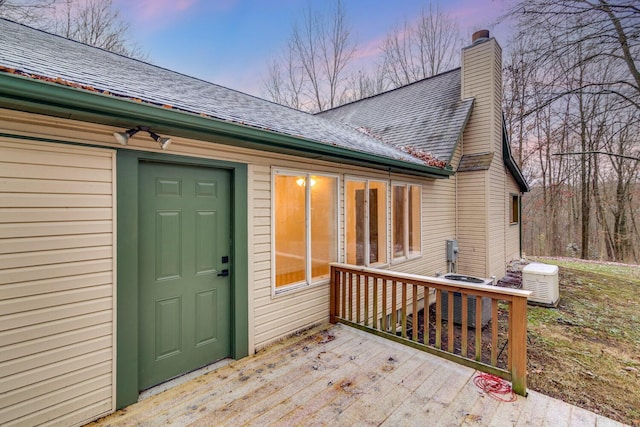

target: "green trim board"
[116,149,249,409]
[0,72,452,179]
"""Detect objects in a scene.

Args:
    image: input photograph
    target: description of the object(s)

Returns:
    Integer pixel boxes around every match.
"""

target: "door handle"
[217,269,229,277]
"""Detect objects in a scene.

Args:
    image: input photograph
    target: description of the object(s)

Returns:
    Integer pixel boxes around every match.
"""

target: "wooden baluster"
[382,279,388,332]
[356,274,362,324]
[364,275,369,327]
[341,271,346,319]
[401,283,407,338]
[475,296,482,362]
[461,292,468,357]
[491,298,499,366]
[447,290,454,353]
[348,272,353,321]
[423,287,429,344]
[435,289,442,349]
[373,277,378,330]
[391,281,397,334]
[411,284,418,341]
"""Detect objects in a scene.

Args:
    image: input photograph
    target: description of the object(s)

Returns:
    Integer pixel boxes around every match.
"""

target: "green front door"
[138,161,232,390]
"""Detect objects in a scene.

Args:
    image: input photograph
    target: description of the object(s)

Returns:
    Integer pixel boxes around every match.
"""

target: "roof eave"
[0,72,453,179]
[502,116,530,192]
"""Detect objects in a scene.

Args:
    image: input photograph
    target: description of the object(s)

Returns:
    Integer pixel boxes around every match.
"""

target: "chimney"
[461,29,502,156]
[457,30,505,279]
[471,30,491,44]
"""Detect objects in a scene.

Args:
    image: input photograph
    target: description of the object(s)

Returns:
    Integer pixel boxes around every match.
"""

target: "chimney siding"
[457,36,508,280]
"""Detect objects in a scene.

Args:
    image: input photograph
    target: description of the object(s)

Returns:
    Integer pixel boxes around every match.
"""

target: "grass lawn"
[526,257,640,425]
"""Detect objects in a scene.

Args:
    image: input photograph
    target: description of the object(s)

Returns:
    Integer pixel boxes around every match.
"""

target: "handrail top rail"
[330,262,532,298]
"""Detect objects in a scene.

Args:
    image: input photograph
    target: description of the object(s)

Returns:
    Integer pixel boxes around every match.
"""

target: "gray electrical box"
[446,239,458,262]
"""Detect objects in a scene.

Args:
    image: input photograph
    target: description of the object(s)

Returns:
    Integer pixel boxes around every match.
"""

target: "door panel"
[139,162,231,390]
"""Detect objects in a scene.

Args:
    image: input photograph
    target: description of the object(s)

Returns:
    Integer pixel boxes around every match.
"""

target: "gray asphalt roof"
[0,19,428,166]
[318,70,474,162]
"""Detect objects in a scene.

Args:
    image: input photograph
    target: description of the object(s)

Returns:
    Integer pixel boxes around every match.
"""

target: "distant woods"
[0,0,146,59]
[504,0,639,263]
[265,0,639,264]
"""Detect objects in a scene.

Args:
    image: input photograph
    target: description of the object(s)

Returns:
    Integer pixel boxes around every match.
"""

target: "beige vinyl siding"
[456,170,487,277]
[488,161,507,279]
[0,138,115,426]
[0,109,457,353]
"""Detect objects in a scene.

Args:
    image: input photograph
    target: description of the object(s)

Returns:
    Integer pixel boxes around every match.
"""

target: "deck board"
[88,324,628,427]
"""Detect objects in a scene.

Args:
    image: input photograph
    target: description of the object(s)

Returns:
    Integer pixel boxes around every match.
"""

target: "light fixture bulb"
[148,131,172,150]
[113,131,129,145]
[158,137,172,150]
[296,178,305,186]
[112,128,138,146]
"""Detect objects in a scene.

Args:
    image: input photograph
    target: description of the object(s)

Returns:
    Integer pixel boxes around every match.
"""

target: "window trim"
[271,168,340,296]
[510,193,520,225]
[344,176,389,268]
[391,181,423,263]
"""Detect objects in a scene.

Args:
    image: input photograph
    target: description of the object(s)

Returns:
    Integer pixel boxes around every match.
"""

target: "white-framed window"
[345,178,388,266]
[391,182,421,261]
[272,169,338,293]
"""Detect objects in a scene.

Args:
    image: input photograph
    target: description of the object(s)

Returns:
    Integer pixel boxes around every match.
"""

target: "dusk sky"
[115,0,513,97]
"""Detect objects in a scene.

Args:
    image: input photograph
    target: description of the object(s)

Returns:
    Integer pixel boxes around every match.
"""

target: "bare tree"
[342,64,388,104]
[1,0,146,59]
[381,3,462,88]
[509,0,640,111]
[263,0,356,112]
[504,34,541,169]
[264,48,305,110]
[0,0,57,26]
[54,0,146,59]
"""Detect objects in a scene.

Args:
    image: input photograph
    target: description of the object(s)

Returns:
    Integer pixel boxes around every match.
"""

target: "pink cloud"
[130,0,198,22]
[353,36,385,61]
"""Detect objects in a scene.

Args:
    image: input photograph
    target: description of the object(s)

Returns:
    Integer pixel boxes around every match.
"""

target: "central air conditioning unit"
[522,263,559,307]
[440,274,493,328]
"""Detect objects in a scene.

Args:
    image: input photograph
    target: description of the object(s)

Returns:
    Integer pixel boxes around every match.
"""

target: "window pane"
[408,185,421,255]
[346,181,366,265]
[369,181,387,264]
[511,195,519,223]
[392,185,405,258]
[275,175,306,287]
[310,175,337,281]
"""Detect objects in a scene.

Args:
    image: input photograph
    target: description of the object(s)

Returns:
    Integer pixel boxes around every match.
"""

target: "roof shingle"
[0,19,427,166]
[318,70,474,163]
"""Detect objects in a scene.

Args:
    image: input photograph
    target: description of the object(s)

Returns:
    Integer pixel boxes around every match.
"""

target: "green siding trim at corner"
[116,150,249,409]
[0,72,453,179]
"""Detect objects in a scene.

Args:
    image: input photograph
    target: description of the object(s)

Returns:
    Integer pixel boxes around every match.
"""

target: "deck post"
[511,295,528,395]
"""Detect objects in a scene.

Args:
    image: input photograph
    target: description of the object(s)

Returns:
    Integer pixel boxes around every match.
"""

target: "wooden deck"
[89,324,626,427]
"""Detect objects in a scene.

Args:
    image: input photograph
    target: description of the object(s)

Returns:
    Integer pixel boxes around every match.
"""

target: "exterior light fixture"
[112,126,172,150]
[112,128,139,145]
[148,131,172,150]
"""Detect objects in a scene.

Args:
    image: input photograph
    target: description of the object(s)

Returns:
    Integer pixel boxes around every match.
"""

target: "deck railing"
[329,263,531,395]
